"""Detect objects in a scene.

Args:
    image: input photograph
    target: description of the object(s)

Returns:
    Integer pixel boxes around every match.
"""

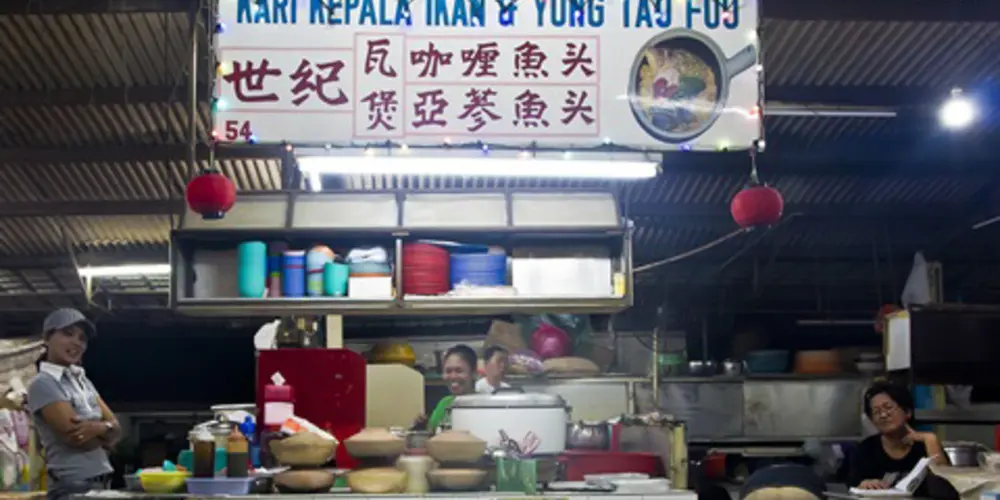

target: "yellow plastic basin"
[139,470,190,494]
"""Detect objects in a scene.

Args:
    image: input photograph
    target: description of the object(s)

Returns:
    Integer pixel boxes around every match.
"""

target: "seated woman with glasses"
[849,382,949,493]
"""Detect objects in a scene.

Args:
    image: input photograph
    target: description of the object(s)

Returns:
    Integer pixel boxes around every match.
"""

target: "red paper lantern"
[186,170,236,220]
[730,184,784,228]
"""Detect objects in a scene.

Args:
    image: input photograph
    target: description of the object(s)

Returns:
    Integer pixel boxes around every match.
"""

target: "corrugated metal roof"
[763,20,1000,88]
[0,13,190,90]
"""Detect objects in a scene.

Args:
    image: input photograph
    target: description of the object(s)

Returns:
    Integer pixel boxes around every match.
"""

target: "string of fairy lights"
[209,0,761,157]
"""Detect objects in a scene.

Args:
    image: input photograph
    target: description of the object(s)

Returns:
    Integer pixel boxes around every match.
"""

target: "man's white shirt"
[475,378,511,394]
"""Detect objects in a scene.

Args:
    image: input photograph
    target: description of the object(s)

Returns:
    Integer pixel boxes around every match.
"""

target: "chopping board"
[366,364,425,428]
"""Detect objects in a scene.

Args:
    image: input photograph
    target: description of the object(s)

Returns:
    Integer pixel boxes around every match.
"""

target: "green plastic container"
[496,457,537,494]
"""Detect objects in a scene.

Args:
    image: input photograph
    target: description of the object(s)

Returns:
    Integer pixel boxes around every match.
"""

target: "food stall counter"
[75,491,697,500]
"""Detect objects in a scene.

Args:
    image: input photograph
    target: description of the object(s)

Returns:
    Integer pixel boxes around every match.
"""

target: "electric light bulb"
[939,89,976,130]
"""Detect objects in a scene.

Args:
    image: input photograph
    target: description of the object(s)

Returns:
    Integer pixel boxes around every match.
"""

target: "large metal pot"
[944,441,989,467]
[567,421,610,450]
[449,388,569,455]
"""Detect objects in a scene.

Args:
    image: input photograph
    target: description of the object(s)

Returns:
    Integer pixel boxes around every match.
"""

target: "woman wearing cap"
[27,308,121,500]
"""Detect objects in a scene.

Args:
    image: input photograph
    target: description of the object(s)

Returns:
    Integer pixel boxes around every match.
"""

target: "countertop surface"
[76,491,696,499]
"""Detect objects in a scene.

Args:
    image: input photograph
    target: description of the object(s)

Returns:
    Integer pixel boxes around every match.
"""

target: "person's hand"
[903,425,931,444]
[70,416,108,445]
[859,479,890,490]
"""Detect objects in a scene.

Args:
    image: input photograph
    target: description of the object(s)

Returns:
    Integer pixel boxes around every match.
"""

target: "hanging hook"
[748,140,761,185]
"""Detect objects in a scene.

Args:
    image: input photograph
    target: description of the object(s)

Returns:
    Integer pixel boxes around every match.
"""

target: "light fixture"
[297,156,658,179]
[77,264,171,278]
[939,88,976,130]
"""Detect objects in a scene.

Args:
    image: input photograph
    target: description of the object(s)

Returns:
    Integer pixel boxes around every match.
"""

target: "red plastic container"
[558,450,663,481]
[402,243,450,295]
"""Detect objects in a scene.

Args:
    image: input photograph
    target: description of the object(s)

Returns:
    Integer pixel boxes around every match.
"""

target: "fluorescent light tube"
[297,156,658,179]
[77,264,171,278]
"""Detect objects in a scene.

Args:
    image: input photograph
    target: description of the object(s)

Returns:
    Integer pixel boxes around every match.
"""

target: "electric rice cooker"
[449,389,569,455]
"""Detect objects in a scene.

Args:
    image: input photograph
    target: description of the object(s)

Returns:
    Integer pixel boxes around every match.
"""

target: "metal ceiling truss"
[3,0,997,22]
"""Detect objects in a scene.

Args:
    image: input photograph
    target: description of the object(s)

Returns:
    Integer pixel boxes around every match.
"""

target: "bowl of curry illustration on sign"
[629,28,757,144]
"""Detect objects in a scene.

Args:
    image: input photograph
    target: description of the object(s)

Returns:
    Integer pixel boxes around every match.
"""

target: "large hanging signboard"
[216,0,760,150]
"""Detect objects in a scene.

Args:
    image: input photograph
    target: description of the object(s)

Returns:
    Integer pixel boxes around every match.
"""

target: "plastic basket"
[185,477,254,496]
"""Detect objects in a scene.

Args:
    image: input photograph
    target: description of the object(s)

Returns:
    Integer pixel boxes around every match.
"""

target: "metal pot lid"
[451,391,566,409]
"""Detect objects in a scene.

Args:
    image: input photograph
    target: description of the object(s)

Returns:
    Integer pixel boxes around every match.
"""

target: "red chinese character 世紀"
[360,90,399,131]
[412,90,449,128]
[223,59,281,103]
[289,58,349,107]
[513,90,549,128]
[457,88,501,132]
[513,41,548,78]
[562,42,595,78]
[561,90,595,125]
[364,38,398,77]
[410,42,454,78]
[461,42,500,78]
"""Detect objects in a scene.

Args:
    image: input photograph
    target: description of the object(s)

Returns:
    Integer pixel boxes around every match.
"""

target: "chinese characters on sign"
[218,35,600,141]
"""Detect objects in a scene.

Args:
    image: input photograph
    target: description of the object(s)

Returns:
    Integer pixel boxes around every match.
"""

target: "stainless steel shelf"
[400,295,630,315]
[914,408,1000,424]
[173,295,631,317]
[173,297,397,316]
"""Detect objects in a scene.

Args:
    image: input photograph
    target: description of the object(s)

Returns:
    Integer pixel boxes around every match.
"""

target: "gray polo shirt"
[27,363,112,481]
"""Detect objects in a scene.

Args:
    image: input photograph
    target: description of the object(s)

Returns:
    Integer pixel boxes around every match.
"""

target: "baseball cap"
[41,308,97,339]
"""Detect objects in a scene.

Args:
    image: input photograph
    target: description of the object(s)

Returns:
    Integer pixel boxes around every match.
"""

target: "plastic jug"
[237,242,267,298]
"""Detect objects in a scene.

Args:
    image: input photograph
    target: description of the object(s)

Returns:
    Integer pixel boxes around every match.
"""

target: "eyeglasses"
[871,403,900,418]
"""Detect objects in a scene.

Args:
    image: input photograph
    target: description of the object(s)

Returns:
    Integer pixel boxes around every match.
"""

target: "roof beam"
[0,200,178,217]
[0,144,282,164]
[763,0,1000,23]
[0,85,207,108]
[0,0,189,15]
[0,248,168,269]
[766,85,947,108]
[660,145,999,177]
[629,202,962,220]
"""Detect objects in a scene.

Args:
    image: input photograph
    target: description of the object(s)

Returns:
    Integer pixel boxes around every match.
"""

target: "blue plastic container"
[237,241,267,298]
[185,477,253,496]
[450,252,507,288]
[745,350,790,374]
[282,250,306,297]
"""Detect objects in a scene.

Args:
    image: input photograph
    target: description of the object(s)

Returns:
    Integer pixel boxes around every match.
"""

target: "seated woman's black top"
[848,435,958,500]
[847,435,926,489]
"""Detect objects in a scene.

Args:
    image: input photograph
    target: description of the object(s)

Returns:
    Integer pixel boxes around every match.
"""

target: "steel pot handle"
[492,387,526,394]
[724,44,758,79]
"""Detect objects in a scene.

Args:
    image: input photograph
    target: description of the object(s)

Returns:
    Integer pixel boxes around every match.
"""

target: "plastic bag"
[513,314,594,354]
[508,349,544,375]
[901,251,931,307]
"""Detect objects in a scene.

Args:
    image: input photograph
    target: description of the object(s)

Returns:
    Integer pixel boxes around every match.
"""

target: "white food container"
[448,389,570,455]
